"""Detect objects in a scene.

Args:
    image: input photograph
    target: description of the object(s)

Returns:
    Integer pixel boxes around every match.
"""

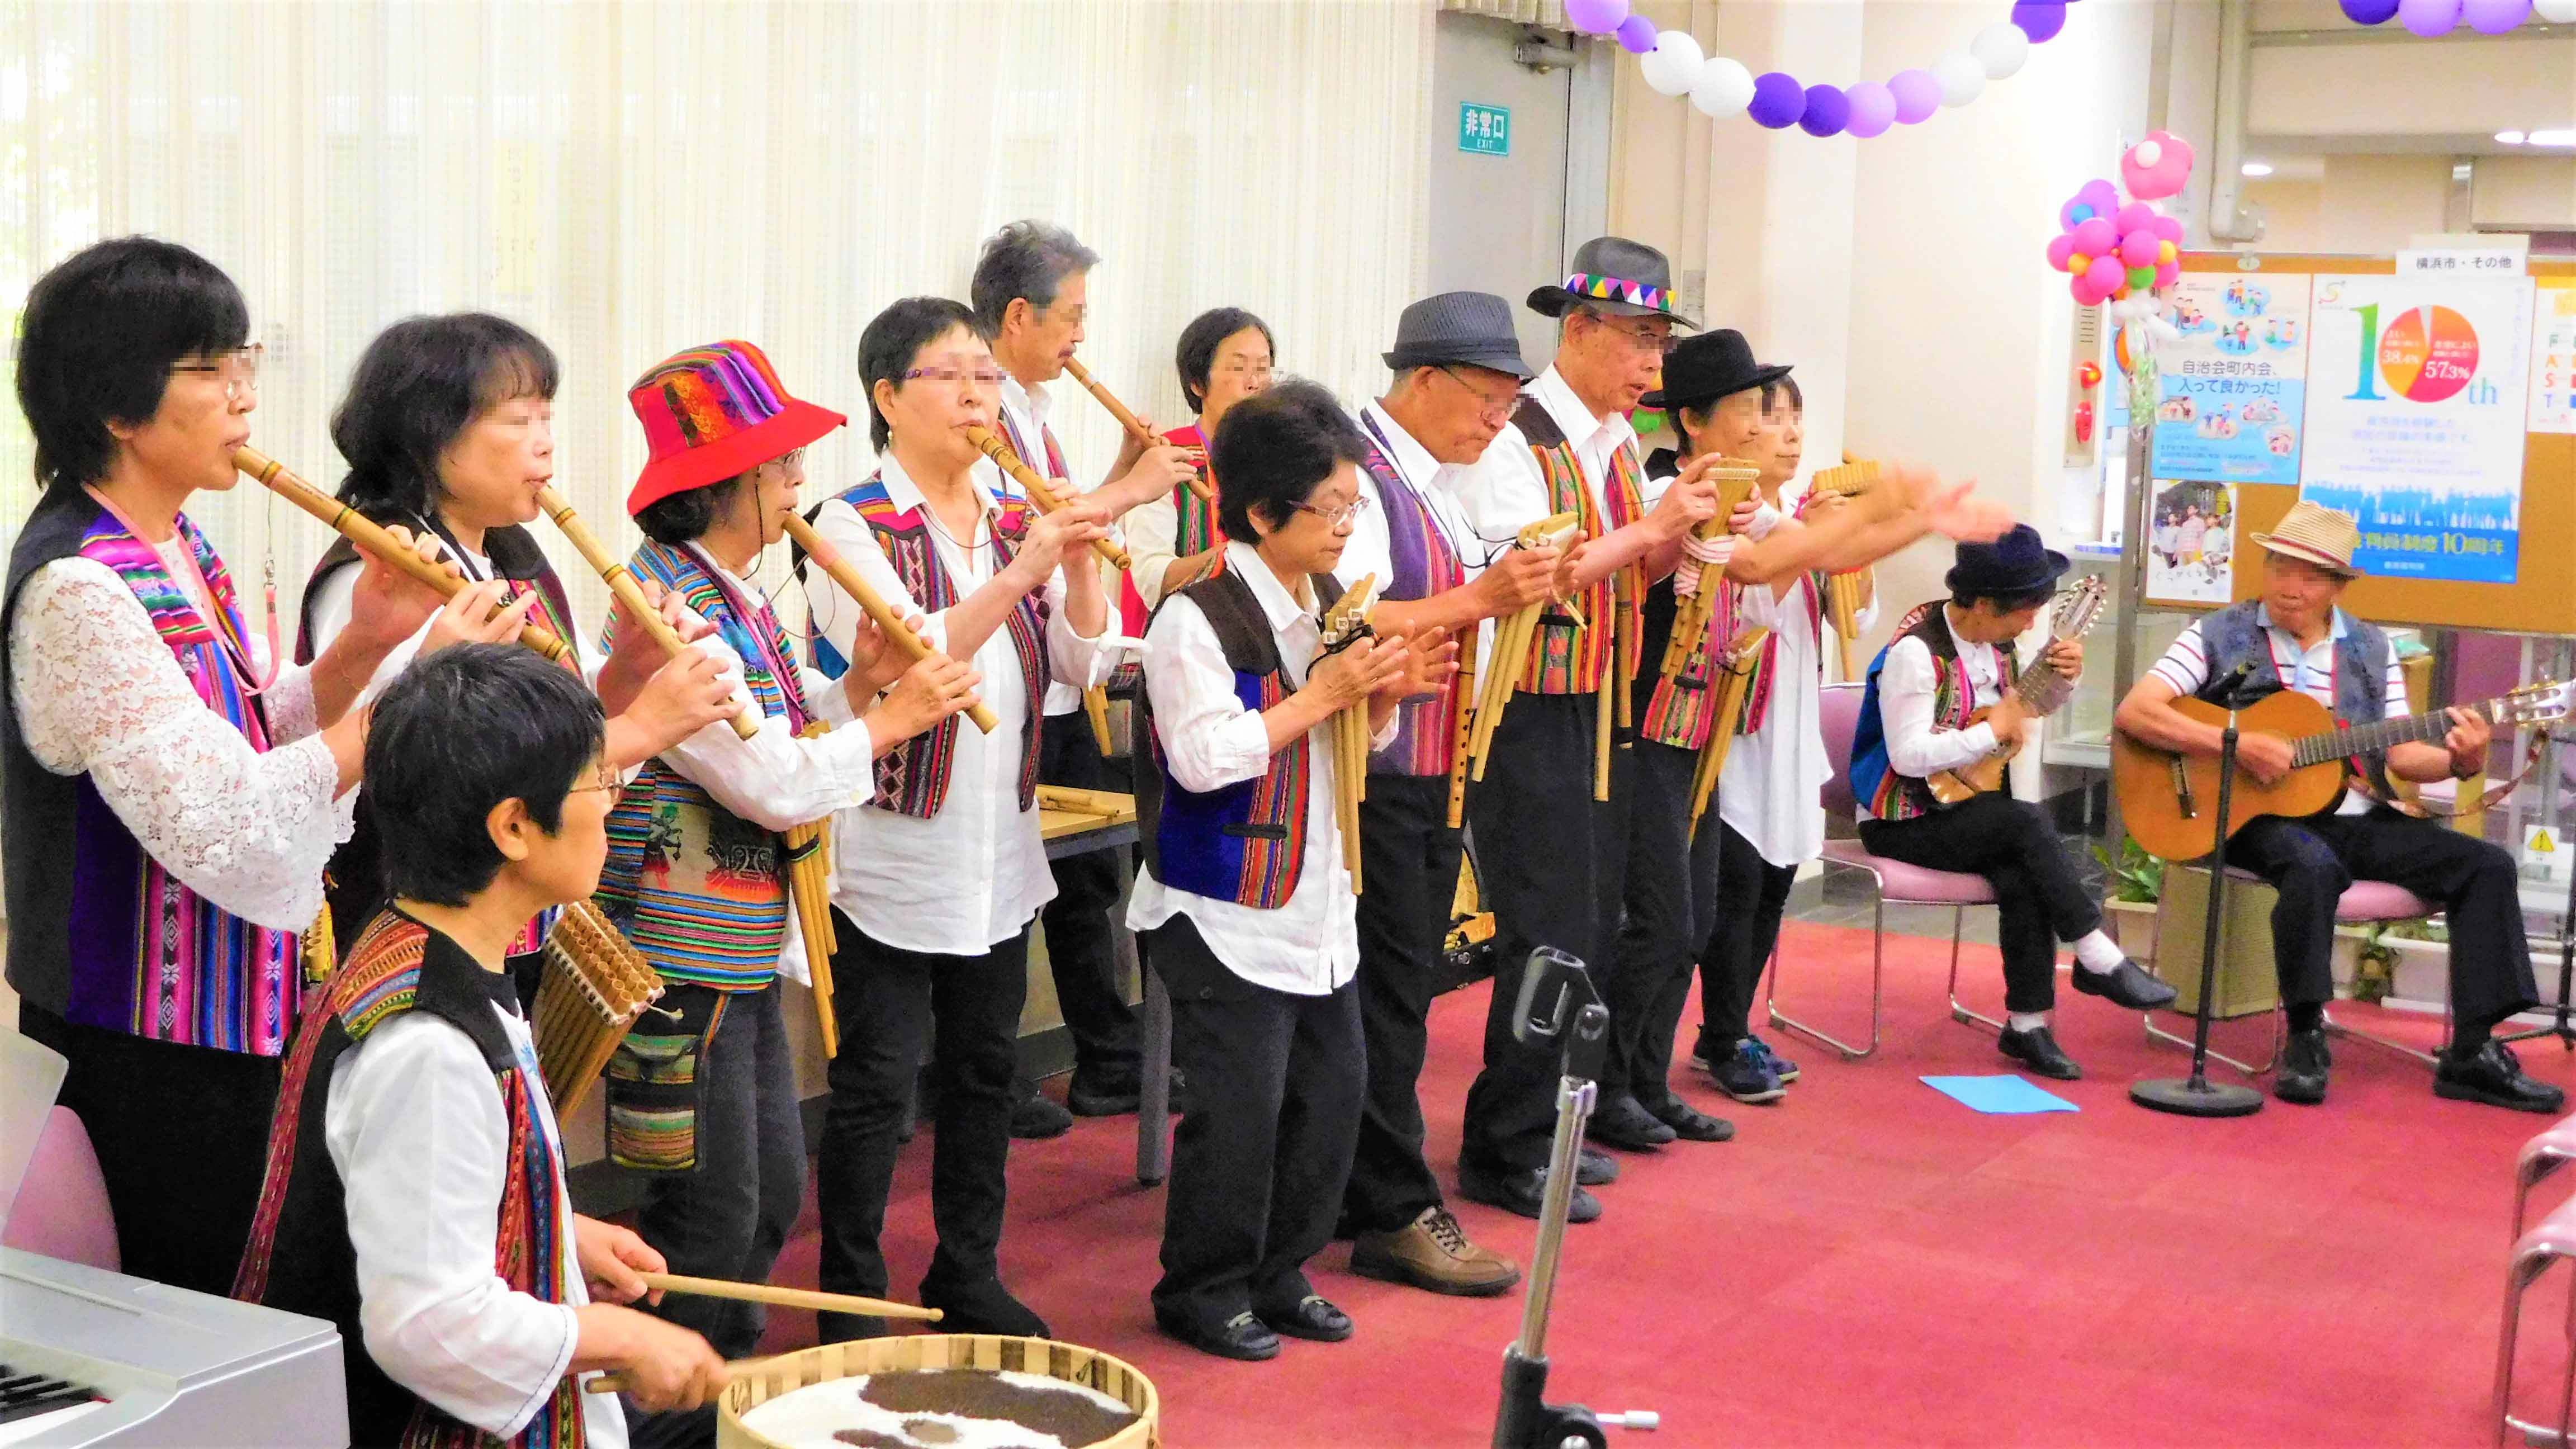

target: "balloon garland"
[1563,0,2079,138]
[2337,0,2576,36]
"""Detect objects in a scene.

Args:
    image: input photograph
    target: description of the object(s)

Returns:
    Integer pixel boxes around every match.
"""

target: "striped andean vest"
[1507,396,1645,696]
[1848,600,2015,822]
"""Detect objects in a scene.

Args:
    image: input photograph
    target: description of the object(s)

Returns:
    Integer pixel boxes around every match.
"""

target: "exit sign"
[1458,102,1510,157]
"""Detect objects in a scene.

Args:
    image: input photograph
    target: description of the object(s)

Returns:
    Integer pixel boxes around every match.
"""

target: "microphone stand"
[2132,712,2266,1117]
[2503,728,2576,1051]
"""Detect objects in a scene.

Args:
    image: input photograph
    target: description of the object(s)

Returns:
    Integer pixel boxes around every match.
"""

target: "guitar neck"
[2289,698,2485,768]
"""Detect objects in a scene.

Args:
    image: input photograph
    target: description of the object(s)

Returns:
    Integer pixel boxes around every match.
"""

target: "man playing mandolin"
[2115,501,2559,1113]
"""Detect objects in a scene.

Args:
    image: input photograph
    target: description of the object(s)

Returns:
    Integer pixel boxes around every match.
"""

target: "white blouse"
[1718,501,1879,868]
[303,531,609,707]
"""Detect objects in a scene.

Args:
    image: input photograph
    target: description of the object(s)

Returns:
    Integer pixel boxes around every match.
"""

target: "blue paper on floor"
[1920,1074,2079,1114]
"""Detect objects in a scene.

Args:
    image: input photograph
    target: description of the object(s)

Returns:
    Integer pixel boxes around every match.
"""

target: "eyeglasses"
[1292,493,1372,529]
[764,447,808,473]
[569,763,622,795]
[1439,366,1521,423]
[902,365,1007,387]
[169,343,264,404]
[1592,317,1678,358]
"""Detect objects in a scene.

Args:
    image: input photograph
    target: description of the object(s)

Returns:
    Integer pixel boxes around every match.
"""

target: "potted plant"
[2094,838,2164,962]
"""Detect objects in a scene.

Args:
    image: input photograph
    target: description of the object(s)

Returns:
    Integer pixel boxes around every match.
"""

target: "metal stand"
[2506,731,2576,1053]
[2132,716,2267,1117]
[1491,948,1659,1449]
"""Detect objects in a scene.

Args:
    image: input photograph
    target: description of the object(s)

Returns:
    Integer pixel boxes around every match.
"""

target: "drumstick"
[536,485,760,740]
[634,1271,943,1322]
[586,1352,785,1398]
[233,448,573,663]
[781,513,998,734]
[964,424,1133,571]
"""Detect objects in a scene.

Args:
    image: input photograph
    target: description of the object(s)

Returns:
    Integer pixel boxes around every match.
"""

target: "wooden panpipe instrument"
[964,424,1133,571]
[531,900,668,1120]
[1063,357,1213,503]
[536,485,761,740]
[1320,575,1379,896]
[1811,455,1882,679]
[781,513,998,734]
[784,722,841,1059]
[1688,626,1771,826]
[1656,458,1765,679]
[233,448,574,664]
[1466,513,1582,784]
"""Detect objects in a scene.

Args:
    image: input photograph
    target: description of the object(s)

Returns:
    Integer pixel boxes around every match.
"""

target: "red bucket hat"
[626,339,846,516]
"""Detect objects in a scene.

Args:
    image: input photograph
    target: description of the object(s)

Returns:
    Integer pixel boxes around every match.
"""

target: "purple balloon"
[2398,0,2460,32]
[2340,0,2402,17]
[1845,80,1897,139]
[1748,71,1808,130]
[1888,69,1942,124]
[1798,84,1851,138]
[1562,0,1630,35]
[2461,0,2531,31]
[2078,178,2122,214]
[2071,216,2118,256]
[1614,13,1660,52]
[2012,0,2068,41]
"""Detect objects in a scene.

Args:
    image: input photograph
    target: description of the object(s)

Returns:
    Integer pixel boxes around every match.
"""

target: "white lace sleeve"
[8,558,350,931]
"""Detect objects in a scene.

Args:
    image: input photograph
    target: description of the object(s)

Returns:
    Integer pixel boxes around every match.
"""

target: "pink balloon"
[2115,202,2157,234]
[1845,80,1897,139]
[2072,274,2109,307]
[2152,214,2185,244]
[2085,255,2128,293]
[2120,131,2196,201]
[2119,231,2159,268]
[2046,233,2078,271]
[2156,259,2183,288]
[1888,69,1942,124]
[2071,217,2118,256]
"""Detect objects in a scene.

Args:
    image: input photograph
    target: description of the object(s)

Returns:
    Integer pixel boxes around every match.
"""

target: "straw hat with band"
[627,339,846,517]
[2247,499,2362,579]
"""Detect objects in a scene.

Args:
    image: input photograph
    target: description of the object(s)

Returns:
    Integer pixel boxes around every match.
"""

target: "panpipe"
[963,424,1133,571]
[785,721,840,1059]
[1688,626,1772,827]
[780,513,998,734]
[299,906,337,987]
[1466,513,1583,783]
[536,485,761,740]
[1083,685,1116,757]
[233,448,573,663]
[1320,575,1378,897]
[1063,357,1214,504]
[532,900,667,1119]
[1445,618,1478,829]
[1656,458,1765,679]
[1810,456,1882,679]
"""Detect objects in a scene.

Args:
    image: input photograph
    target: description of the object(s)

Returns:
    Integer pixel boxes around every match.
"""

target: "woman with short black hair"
[1125,306,1275,610]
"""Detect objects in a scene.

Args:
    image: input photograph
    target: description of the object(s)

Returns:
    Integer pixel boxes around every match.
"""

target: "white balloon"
[1639,30,1706,97]
[2536,0,2575,21]
[1934,50,1987,106]
[2148,318,2183,343]
[2133,139,2163,168]
[1690,56,1756,117]
[1970,21,2030,79]
[2146,295,2168,315]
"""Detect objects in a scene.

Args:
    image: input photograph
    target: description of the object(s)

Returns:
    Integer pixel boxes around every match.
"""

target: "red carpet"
[751,920,2576,1447]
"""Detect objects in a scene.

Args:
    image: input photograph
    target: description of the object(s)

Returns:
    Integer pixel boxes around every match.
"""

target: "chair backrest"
[1,1106,119,1272]
[1819,681,1864,816]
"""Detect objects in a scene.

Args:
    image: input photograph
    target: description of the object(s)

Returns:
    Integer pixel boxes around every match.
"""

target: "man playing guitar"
[2114,500,2559,1113]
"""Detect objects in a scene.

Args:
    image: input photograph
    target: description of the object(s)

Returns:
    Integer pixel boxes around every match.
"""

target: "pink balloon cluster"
[2045,134,2192,310]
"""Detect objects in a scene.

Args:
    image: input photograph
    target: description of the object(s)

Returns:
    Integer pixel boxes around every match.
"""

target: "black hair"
[858,295,980,452]
[635,473,749,546]
[364,642,606,908]
[969,220,1098,339]
[331,312,558,519]
[15,236,250,491]
[1210,378,1369,542]
[1174,307,1273,414]
[1951,585,2058,615]
[1668,376,1800,457]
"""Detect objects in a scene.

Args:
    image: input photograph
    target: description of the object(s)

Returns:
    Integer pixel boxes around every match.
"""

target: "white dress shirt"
[1127,541,1394,995]
[1873,605,2012,795]
[1443,364,1635,555]
[305,531,609,708]
[806,452,1104,955]
[325,968,623,1445]
[1336,402,1486,595]
[2148,604,2410,817]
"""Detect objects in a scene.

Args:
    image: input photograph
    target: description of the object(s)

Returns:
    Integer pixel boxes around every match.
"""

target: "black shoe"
[1998,1023,2082,1081]
[1457,1162,1603,1223]
[1584,1095,1677,1151]
[1156,1307,1280,1361]
[1009,1078,1073,1140]
[1642,1096,1736,1142]
[920,1273,1049,1338]
[1710,1040,1787,1105]
[1575,1146,1620,1186]
[1255,1294,1353,1343]
[2275,1027,2331,1105]
[2071,958,2179,1011]
[2436,1039,2569,1114]
[1066,1064,1143,1117]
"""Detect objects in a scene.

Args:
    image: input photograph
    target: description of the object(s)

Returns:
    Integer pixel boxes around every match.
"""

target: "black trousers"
[1149,914,1364,1330]
[1038,708,1140,1078]
[1599,737,1713,1109]
[1342,773,1462,1235]
[1858,793,2101,1014]
[1463,690,1609,1172]
[1700,817,1798,1045]
[18,1004,280,1298]
[814,913,1029,1341]
[2223,804,2538,1031]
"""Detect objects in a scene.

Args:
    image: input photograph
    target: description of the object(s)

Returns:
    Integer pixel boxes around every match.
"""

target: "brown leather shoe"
[1350,1207,1522,1298]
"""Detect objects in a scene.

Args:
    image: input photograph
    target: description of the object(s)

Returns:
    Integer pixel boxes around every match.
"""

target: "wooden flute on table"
[781,513,999,734]
[535,485,760,740]
[964,424,1132,571]
[234,448,574,662]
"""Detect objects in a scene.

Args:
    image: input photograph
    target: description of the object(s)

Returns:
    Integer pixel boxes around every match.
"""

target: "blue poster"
[2149,274,2310,487]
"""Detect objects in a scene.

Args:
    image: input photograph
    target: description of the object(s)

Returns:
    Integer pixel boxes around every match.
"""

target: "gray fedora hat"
[1526,235,1699,329]
[1382,291,1536,380]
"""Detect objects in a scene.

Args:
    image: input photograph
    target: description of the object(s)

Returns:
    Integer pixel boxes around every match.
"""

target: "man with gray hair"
[970,219,1200,1135]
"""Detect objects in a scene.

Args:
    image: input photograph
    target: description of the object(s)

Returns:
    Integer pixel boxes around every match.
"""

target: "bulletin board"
[2140,252,2576,635]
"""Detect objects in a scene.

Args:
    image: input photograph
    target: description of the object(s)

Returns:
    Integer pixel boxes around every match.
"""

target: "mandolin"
[1926,575,2108,806]
[2110,680,2572,863]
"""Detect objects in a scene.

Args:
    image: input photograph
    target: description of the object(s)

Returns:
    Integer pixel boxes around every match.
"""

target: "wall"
[2475,155,2576,230]
[2317,154,2454,253]
[2248,31,2576,143]
[2243,177,2327,250]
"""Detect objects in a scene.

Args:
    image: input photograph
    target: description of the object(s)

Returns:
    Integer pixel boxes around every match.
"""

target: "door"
[1427,11,1579,374]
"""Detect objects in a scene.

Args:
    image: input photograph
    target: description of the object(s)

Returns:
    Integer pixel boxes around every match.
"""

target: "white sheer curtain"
[0,0,1434,630]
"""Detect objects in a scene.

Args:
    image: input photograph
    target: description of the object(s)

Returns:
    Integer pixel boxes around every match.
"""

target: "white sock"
[2071,931,2126,973]
[2007,1011,2050,1034]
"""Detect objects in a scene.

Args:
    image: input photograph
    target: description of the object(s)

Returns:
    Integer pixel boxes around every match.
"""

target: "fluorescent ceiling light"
[2528,129,2576,147]
[2240,160,2275,177]
[2497,129,2527,144]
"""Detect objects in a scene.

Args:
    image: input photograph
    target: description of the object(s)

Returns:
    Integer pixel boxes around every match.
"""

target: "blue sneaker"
[1747,1033,1800,1085]
[1711,1041,1785,1105]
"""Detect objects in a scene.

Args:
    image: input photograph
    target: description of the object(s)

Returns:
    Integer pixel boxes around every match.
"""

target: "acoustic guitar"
[1925,575,2108,806]
[2110,680,2571,863]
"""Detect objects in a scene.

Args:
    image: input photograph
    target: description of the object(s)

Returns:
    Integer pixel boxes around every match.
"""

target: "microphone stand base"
[2129,1077,2265,1117]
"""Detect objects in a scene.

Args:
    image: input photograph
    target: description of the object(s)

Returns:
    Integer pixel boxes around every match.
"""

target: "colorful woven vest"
[593,541,806,991]
[1355,413,1467,776]
[812,474,1048,818]
[1163,422,1223,559]
[1848,602,2016,822]
[1510,397,1644,696]
[235,910,585,1449]
[1136,557,1340,909]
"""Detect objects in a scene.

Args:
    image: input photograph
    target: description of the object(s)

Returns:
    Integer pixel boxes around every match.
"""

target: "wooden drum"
[719,1335,1159,1449]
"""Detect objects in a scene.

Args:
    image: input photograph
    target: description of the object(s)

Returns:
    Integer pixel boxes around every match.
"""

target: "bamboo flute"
[781,513,998,734]
[1445,619,1478,828]
[964,424,1132,570]
[536,485,760,740]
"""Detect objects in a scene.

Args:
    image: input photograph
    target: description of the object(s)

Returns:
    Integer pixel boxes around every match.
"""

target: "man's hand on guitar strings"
[2234,731,2295,786]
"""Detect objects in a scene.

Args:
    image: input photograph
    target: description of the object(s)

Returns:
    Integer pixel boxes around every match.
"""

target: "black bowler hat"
[1382,291,1536,380]
[1526,235,1699,329]
[1639,329,1790,411]
[1945,523,2069,599]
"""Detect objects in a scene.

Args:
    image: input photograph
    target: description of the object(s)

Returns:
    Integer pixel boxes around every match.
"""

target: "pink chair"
[2492,1192,2576,1445]
[0,1105,119,1272]
[1765,682,2001,1060]
[2513,1111,2576,1240]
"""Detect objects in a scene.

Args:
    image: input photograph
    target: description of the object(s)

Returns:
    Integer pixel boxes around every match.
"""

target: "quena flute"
[234,448,573,663]
[963,424,1132,570]
[1445,619,1478,828]
[535,485,760,740]
[780,513,999,734]
[1063,357,1213,504]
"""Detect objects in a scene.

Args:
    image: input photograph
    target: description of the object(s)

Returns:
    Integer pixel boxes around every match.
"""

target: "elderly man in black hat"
[1849,527,2175,1079]
[1329,292,1566,1295]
